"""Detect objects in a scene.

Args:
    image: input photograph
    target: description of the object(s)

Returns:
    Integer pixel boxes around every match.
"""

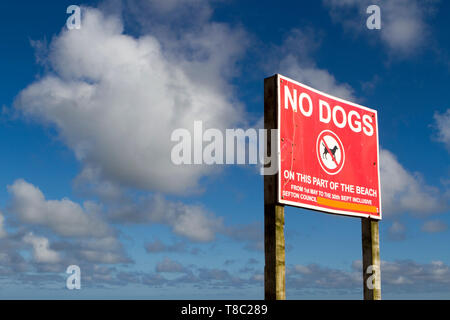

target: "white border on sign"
[276,74,382,220]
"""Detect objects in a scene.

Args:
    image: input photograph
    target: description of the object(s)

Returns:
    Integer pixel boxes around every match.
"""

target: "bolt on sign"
[277,74,381,219]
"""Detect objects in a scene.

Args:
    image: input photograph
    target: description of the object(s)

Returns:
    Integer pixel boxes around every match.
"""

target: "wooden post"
[264,75,286,300]
[361,218,381,300]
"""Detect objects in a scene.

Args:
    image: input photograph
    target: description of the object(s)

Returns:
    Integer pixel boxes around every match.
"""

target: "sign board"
[277,74,381,219]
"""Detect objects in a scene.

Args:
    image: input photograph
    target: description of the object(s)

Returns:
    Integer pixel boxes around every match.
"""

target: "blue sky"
[0,0,450,299]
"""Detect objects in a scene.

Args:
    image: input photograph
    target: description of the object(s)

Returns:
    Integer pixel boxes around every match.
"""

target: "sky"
[0,0,450,299]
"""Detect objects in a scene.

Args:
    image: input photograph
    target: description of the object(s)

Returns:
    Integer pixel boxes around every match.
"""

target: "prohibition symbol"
[316,130,345,175]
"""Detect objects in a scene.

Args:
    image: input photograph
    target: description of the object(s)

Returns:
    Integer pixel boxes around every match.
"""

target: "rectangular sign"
[277,74,381,219]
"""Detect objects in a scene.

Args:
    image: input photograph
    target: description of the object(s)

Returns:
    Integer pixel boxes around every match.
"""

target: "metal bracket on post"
[264,75,286,300]
[362,218,381,300]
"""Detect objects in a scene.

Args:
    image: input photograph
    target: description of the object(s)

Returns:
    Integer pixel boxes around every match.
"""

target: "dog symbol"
[322,142,339,160]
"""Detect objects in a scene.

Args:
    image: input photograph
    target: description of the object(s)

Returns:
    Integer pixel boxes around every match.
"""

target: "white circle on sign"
[316,130,345,175]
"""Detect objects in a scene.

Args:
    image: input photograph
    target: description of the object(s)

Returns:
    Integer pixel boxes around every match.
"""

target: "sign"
[277,74,381,219]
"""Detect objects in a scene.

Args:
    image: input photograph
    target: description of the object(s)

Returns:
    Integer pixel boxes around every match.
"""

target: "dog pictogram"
[322,142,339,161]
[316,130,345,175]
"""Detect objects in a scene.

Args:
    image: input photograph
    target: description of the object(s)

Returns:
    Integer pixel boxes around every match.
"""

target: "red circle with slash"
[316,130,345,175]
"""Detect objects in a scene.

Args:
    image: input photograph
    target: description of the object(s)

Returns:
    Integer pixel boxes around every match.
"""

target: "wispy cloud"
[265,29,355,101]
[322,0,440,56]
[422,220,448,233]
[388,221,406,241]
[224,221,263,252]
[434,109,450,152]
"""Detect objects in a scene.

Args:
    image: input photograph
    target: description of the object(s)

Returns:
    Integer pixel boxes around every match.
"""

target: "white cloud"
[434,109,450,151]
[23,232,60,264]
[7,179,111,238]
[422,220,448,233]
[323,0,439,55]
[380,149,446,217]
[109,194,223,242]
[15,7,246,194]
[6,178,224,249]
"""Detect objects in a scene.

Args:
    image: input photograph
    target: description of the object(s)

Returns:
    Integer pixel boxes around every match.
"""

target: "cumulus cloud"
[422,220,448,233]
[7,179,111,238]
[434,109,450,151]
[143,218,264,250]
[109,194,223,242]
[323,0,439,55]
[15,7,246,195]
[23,232,60,264]
[5,178,223,260]
[380,149,447,217]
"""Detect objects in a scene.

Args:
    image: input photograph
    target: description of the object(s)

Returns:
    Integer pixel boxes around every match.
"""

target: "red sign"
[277,74,381,219]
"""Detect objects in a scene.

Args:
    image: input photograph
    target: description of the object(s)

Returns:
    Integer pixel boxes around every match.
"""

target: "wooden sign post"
[362,218,381,300]
[264,75,286,300]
